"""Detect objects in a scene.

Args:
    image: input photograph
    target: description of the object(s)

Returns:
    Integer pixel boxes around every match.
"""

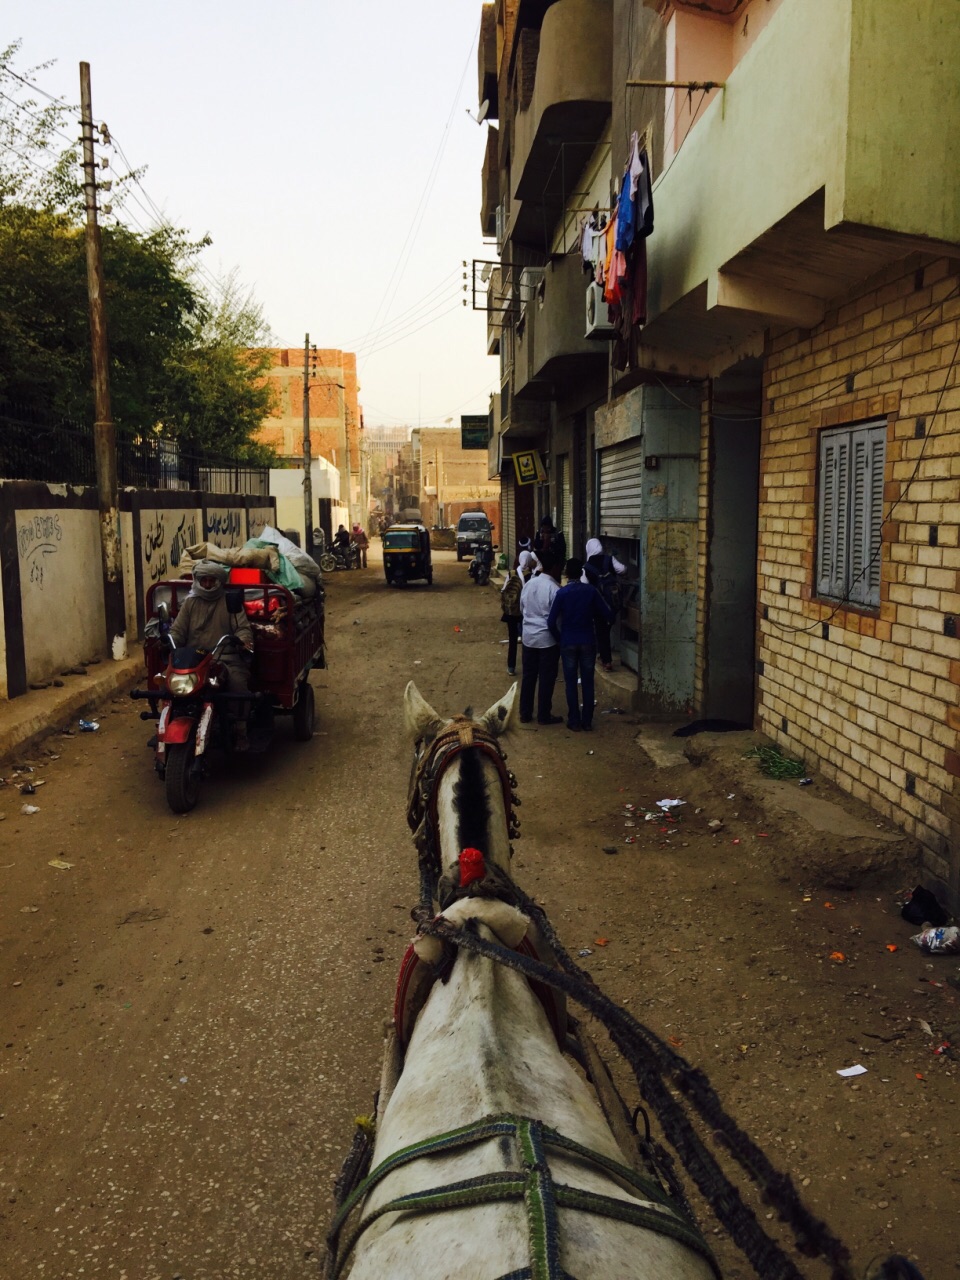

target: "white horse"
[328,682,717,1280]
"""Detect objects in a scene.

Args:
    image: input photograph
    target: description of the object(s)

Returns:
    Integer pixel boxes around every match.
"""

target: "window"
[816,420,886,608]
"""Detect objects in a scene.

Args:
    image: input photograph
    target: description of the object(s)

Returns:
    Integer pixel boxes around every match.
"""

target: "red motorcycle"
[132,578,324,813]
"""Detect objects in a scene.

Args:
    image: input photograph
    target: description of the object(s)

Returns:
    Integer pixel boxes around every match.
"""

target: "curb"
[0,655,144,765]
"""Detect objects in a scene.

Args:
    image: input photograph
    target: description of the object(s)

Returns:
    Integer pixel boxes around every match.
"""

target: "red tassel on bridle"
[459,846,486,888]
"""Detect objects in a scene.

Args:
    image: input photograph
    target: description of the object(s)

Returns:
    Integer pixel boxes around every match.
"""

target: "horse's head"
[404,682,519,889]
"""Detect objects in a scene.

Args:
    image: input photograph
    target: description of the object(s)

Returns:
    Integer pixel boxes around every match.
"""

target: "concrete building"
[478,0,960,906]
[254,347,365,529]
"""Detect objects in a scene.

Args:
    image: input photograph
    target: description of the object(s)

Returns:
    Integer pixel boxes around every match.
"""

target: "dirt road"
[1,546,957,1278]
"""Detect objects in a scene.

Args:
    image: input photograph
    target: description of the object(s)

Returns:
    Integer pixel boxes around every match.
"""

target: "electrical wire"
[351,291,467,357]
[0,136,59,178]
[363,374,497,426]
[0,88,79,149]
[3,64,76,110]
[344,274,463,352]
[357,301,465,362]
[358,15,481,369]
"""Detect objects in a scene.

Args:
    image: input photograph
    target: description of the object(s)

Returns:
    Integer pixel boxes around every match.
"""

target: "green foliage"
[0,41,277,462]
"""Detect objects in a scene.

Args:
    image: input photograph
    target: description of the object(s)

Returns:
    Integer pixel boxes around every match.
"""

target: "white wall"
[17,507,106,685]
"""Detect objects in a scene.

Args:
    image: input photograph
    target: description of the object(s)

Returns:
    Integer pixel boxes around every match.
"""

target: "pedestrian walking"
[583,537,627,670]
[518,552,563,724]
[352,522,369,568]
[548,557,615,732]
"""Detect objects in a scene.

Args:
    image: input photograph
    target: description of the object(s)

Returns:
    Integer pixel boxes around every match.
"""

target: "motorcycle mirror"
[225,587,244,614]
[157,601,170,625]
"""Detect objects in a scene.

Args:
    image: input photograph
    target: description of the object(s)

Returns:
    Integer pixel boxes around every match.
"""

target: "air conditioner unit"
[585,281,616,339]
[519,267,545,303]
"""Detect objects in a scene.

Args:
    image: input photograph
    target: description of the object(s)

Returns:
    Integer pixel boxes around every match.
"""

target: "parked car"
[456,511,493,561]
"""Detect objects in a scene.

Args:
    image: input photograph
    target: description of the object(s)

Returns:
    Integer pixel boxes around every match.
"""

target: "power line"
[0,88,79,149]
[340,270,460,348]
[358,15,480,369]
[351,288,466,356]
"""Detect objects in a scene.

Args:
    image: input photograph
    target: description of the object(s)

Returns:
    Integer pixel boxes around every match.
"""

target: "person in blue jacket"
[547,557,614,731]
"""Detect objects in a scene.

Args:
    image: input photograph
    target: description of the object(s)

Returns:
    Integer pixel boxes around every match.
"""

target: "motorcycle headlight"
[168,672,200,696]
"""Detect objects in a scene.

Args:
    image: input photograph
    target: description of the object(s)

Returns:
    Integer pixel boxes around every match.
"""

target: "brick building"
[254,348,364,526]
[478,0,960,905]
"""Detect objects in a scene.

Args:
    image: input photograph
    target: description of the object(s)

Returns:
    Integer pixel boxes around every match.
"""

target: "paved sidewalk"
[0,655,143,765]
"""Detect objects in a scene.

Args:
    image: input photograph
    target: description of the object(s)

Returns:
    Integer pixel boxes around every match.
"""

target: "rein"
[326,712,926,1280]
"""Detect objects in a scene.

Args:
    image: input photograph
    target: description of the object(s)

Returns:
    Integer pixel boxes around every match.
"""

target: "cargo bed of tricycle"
[143,576,325,710]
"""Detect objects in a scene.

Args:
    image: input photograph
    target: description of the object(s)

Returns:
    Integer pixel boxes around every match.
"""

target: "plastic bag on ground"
[911,926,960,954]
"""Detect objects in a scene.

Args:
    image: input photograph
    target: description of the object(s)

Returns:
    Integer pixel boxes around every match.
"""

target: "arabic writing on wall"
[205,508,243,547]
[142,510,199,585]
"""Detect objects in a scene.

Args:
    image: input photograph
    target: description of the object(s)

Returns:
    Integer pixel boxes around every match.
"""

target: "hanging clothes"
[610,135,654,370]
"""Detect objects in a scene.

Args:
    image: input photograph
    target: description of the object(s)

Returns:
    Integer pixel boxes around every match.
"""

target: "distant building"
[412,427,500,531]
[365,424,413,518]
[253,347,365,527]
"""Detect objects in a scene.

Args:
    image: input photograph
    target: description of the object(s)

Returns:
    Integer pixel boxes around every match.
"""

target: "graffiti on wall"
[205,507,243,547]
[141,510,199,585]
[17,513,63,590]
[247,507,273,539]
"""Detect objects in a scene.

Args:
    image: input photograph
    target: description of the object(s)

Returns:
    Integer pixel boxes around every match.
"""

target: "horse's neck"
[379,924,603,1149]
[436,753,511,876]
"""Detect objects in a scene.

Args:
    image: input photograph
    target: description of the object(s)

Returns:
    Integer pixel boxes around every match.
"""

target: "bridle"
[406,715,521,913]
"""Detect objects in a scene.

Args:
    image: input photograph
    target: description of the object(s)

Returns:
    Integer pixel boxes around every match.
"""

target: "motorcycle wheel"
[165,742,200,814]
[319,553,337,573]
[292,681,316,741]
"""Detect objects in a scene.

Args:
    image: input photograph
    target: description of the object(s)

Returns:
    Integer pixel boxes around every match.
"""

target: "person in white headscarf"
[516,536,541,578]
[170,561,255,747]
[582,537,626,671]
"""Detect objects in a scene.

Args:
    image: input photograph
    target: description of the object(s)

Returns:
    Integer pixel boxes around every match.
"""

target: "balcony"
[478,3,499,121]
[480,127,500,238]
[637,0,960,376]
[508,0,612,249]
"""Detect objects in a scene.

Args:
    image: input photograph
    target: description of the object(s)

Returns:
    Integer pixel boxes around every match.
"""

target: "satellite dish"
[466,98,490,125]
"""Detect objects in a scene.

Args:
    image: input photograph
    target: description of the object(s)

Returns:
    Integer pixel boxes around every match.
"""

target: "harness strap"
[325,1112,718,1280]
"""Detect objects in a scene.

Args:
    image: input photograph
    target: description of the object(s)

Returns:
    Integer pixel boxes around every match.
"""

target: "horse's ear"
[479,681,519,738]
[403,681,444,742]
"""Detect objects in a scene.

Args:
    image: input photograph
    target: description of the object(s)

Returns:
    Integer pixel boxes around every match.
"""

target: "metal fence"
[0,402,269,495]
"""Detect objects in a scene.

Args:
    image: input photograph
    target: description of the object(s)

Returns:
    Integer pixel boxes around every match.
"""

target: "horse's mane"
[453,745,494,852]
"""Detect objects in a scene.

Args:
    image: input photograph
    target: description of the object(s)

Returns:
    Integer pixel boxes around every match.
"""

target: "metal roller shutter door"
[598,439,643,539]
[501,469,516,564]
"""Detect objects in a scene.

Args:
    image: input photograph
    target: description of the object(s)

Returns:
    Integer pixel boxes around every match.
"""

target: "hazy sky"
[7,0,497,429]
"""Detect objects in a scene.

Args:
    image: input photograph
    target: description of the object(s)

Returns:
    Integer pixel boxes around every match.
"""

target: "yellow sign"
[511,450,546,486]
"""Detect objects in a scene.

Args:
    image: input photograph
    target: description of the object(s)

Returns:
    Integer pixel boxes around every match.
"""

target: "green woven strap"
[325,1111,718,1280]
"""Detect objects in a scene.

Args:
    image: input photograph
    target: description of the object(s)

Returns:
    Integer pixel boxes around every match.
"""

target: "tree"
[0,41,277,461]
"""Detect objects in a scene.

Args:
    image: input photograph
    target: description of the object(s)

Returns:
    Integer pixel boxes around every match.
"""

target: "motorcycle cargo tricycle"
[131,572,325,813]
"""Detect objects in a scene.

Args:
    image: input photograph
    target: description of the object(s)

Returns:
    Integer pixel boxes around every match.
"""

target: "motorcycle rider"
[170,560,254,750]
[333,524,351,551]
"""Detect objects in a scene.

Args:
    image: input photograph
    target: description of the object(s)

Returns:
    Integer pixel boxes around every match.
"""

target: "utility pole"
[302,334,314,557]
[80,62,126,659]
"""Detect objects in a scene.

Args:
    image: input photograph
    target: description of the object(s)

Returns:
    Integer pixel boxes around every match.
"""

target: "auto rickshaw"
[382,523,432,587]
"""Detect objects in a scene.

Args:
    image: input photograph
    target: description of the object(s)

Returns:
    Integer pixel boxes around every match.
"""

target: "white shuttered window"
[816,420,886,607]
